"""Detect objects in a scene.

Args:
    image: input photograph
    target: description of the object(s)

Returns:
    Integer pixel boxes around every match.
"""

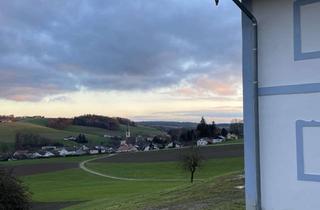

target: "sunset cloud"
[0,0,242,122]
[0,0,241,101]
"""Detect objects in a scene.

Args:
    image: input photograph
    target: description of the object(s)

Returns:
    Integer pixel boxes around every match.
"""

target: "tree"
[47,118,72,130]
[196,117,209,138]
[208,121,219,138]
[76,134,88,143]
[181,146,202,183]
[0,168,31,210]
[221,128,228,137]
[180,129,197,145]
[229,119,244,138]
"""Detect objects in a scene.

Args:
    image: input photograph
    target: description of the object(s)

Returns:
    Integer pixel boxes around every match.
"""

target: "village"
[8,124,239,161]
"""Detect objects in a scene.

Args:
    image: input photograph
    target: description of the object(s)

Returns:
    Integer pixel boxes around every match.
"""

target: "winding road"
[79,154,201,182]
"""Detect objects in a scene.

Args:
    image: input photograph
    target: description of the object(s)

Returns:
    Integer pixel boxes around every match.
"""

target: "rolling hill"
[0,118,165,152]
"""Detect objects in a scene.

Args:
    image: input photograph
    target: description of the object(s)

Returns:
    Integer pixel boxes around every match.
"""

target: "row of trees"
[15,133,63,150]
[168,117,243,144]
[72,115,137,131]
[73,115,120,130]
[196,117,220,138]
[46,115,136,131]
[47,118,72,130]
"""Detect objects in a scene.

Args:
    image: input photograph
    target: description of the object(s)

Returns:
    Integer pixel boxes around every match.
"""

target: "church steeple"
[125,123,131,138]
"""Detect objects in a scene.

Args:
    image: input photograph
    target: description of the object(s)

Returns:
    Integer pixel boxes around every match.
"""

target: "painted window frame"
[296,120,320,182]
[294,0,320,61]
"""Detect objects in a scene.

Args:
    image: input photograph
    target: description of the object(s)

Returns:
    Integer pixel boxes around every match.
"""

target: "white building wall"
[251,0,320,209]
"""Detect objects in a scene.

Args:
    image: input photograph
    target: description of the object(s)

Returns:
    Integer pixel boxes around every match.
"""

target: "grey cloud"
[0,0,241,101]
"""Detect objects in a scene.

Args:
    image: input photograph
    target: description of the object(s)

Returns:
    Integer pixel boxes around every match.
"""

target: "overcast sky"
[0,0,242,123]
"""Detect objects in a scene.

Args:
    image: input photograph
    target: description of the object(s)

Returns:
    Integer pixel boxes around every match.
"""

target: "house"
[75,148,87,156]
[212,138,223,144]
[57,148,75,156]
[0,115,14,123]
[166,142,175,148]
[41,146,57,150]
[197,138,208,146]
[39,151,55,158]
[13,150,30,160]
[227,133,238,140]
[94,146,107,154]
[117,144,138,153]
[30,152,42,159]
[63,136,77,141]
[143,143,158,151]
[217,0,320,209]
[80,145,89,151]
[89,149,99,155]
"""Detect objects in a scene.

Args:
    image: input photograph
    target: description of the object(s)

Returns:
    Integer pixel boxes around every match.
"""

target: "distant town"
[0,114,243,161]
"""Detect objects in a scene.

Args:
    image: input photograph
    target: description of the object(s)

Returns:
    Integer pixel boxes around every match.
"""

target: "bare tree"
[181,146,202,183]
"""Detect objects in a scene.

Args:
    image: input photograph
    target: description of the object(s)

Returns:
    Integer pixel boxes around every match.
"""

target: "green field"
[86,158,243,180]
[67,172,244,210]
[0,154,244,209]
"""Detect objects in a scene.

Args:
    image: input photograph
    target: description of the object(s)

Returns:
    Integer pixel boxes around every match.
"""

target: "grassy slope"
[65,124,163,138]
[15,156,243,209]
[0,122,99,146]
[22,168,181,202]
[0,119,164,150]
[67,172,244,210]
[87,157,243,180]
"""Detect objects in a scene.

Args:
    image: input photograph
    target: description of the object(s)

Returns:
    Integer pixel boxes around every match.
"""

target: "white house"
[89,149,99,155]
[41,151,55,158]
[30,152,42,159]
[219,0,320,209]
[197,138,208,146]
[58,148,75,156]
[63,136,76,141]
[227,133,238,140]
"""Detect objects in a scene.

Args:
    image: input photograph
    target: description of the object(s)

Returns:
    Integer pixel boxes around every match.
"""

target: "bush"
[0,168,31,210]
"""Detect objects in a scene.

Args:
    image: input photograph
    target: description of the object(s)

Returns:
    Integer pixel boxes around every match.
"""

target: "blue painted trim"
[294,0,320,61]
[259,83,320,96]
[296,120,320,182]
[242,0,261,209]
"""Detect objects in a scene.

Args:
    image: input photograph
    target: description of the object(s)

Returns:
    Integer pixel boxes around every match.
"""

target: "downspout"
[214,1,261,209]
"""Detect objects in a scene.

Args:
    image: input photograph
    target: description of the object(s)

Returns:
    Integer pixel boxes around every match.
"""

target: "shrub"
[0,168,31,210]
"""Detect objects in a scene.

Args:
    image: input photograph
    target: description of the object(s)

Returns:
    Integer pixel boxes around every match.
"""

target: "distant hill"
[0,118,165,153]
[138,121,230,131]
[138,121,198,129]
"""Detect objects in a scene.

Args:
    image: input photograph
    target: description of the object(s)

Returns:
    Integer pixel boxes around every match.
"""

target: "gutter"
[214,1,261,209]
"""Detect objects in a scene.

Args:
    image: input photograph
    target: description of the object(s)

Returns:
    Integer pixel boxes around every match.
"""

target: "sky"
[0,0,242,123]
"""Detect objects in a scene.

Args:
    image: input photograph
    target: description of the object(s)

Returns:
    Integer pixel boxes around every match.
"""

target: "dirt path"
[79,155,200,182]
